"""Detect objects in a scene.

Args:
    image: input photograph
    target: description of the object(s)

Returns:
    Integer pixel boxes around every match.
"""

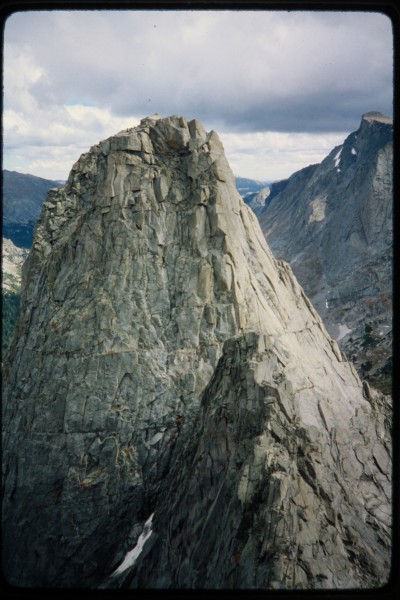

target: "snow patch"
[334,147,342,167]
[379,326,391,337]
[325,290,331,309]
[351,148,357,155]
[111,513,154,577]
[336,324,352,342]
[149,431,164,446]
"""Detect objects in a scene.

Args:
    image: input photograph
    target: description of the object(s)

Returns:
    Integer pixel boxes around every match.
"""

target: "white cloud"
[4,43,42,87]
[4,127,348,183]
[2,9,393,181]
[3,103,141,179]
[220,131,347,181]
[4,101,140,148]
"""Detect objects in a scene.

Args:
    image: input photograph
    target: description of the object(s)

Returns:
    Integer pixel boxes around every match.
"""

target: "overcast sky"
[3,9,393,182]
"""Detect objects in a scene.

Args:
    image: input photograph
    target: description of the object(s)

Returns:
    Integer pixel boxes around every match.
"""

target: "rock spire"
[2,115,391,588]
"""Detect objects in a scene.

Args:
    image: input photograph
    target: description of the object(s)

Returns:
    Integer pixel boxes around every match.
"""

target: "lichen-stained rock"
[121,332,391,590]
[2,116,392,589]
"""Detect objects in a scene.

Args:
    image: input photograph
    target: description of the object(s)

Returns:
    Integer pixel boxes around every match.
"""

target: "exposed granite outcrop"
[259,112,393,393]
[2,115,392,589]
[2,238,29,294]
[119,332,391,589]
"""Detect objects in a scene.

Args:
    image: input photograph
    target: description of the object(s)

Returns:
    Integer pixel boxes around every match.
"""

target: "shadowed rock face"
[2,115,391,589]
[259,112,393,393]
[122,333,391,590]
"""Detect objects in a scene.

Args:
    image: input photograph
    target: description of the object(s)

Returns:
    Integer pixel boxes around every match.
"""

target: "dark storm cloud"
[6,10,393,128]
[208,90,393,135]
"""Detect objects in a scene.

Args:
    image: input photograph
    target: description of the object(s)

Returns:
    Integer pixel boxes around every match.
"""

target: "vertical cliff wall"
[259,112,393,393]
[2,115,391,589]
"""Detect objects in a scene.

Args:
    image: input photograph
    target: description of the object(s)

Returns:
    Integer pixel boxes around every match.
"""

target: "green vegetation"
[3,273,22,294]
[362,323,378,349]
[2,291,21,358]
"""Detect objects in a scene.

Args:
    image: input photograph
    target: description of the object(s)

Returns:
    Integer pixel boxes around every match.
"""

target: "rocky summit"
[259,112,393,394]
[2,115,391,589]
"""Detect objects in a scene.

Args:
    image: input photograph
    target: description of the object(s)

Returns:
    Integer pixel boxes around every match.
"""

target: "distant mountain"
[259,112,393,393]
[235,177,271,214]
[235,176,268,195]
[266,164,318,204]
[2,170,63,248]
[2,170,63,354]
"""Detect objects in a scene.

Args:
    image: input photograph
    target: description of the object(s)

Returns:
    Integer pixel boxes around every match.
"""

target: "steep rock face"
[2,116,392,589]
[259,112,393,393]
[121,333,391,590]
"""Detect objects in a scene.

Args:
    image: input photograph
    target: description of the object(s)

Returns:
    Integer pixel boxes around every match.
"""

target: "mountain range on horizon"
[2,170,64,249]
